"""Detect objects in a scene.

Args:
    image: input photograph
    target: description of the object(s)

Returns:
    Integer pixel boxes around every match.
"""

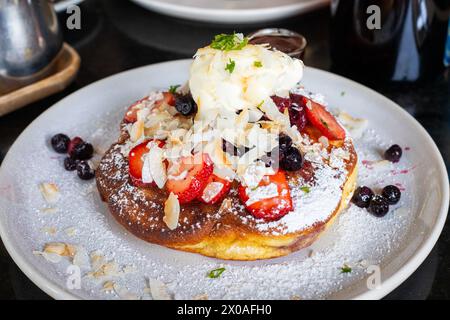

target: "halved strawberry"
[128,139,165,187]
[124,92,175,123]
[302,96,346,140]
[198,175,231,205]
[238,170,293,221]
[270,95,291,113]
[166,153,213,204]
[124,97,149,123]
[271,95,308,131]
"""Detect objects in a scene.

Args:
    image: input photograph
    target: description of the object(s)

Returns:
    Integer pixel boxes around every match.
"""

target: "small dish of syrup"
[248,28,307,60]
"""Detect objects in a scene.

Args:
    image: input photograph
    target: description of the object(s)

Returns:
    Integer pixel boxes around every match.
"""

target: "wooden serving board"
[0,43,80,117]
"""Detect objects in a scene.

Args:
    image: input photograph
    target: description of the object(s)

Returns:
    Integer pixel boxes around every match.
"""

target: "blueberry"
[175,94,197,116]
[76,161,95,180]
[71,142,94,160]
[382,185,401,205]
[384,144,402,163]
[280,147,303,171]
[352,186,374,208]
[64,157,78,171]
[68,137,84,157]
[278,134,292,154]
[51,134,70,153]
[368,195,389,217]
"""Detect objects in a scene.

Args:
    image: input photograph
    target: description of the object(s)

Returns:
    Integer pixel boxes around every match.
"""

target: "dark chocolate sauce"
[249,35,306,60]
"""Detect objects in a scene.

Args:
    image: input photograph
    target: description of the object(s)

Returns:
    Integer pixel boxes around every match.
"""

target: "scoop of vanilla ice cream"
[189,44,303,119]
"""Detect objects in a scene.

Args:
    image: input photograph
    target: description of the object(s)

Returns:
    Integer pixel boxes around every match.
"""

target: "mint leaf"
[256,100,264,108]
[225,59,236,73]
[210,33,248,51]
[207,267,226,278]
[340,264,352,273]
[254,61,263,68]
[300,186,310,193]
[169,85,180,94]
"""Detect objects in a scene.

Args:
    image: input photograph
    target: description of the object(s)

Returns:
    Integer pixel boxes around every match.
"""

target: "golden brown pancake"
[96,125,358,260]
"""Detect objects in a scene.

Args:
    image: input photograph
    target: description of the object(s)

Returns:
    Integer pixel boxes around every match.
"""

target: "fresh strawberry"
[166,153,213,204]
[238,170,293,221]
[128,139,165,187]
[289,93,308,131]
[198,175,231,205]
[271,95,291,113]
[302,96,346,140]
[67,137,83,157]
[154,92,176,109]
[271,95,307,131]
[124,92,175,123]
[124,97,149,123]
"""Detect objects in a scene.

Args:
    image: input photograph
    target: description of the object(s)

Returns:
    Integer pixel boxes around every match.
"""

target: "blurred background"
[0,0,449,299]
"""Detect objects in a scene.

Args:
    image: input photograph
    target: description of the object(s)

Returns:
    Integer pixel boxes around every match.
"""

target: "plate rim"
[54,0,85,13]
[0,59,448,300]
[129,0,330,24]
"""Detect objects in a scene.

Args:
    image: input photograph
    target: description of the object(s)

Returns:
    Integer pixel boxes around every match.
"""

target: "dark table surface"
[0,0,449,300]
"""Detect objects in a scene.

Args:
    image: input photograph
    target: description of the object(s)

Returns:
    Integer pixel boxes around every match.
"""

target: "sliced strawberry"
[238,170,293,221]
[302,96,346,140]
[271,95,291,113]
[166,153,213,204]
[271,95,308,131]
[124,92,175,123]
[198,175,232,205]
[124,97,149,123]
[128,139,165,187]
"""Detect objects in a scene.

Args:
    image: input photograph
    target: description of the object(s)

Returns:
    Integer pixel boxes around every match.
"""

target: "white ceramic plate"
[0,60,448,300]
[53,0,85,13]
[129,0,330,24]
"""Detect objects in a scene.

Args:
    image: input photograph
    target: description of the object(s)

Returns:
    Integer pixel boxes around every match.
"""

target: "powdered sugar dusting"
[0,91,417,300]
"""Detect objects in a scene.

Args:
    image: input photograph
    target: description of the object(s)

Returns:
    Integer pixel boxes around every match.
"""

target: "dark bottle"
[330,0,450,83]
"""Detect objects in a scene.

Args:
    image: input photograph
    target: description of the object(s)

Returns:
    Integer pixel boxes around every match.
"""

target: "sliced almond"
[248,108,263,122]
[148,278,172,300]
[41,227,57,235]
[163,192,180,230]
[102,281,115,292]
[337,111,368,139]
[40,207,58,214]
[258,99,289,127]
[137,108,150,122]
[213,164,236,181]
[141,153,153,184]
[43,242,76,257]
[88,260,120,279]
[236,107,249,129]
[65,227,77,237]
[130,120,144,142]
[148,146,167,189]
[193,293,209,300]
[39,183,60,204]
[318,136,329,148]
[113,283,140,300]
[201,182,224,203]
[33,251,62,264]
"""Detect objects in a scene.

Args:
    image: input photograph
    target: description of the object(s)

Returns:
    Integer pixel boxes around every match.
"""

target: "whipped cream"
[189,41,304,119]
